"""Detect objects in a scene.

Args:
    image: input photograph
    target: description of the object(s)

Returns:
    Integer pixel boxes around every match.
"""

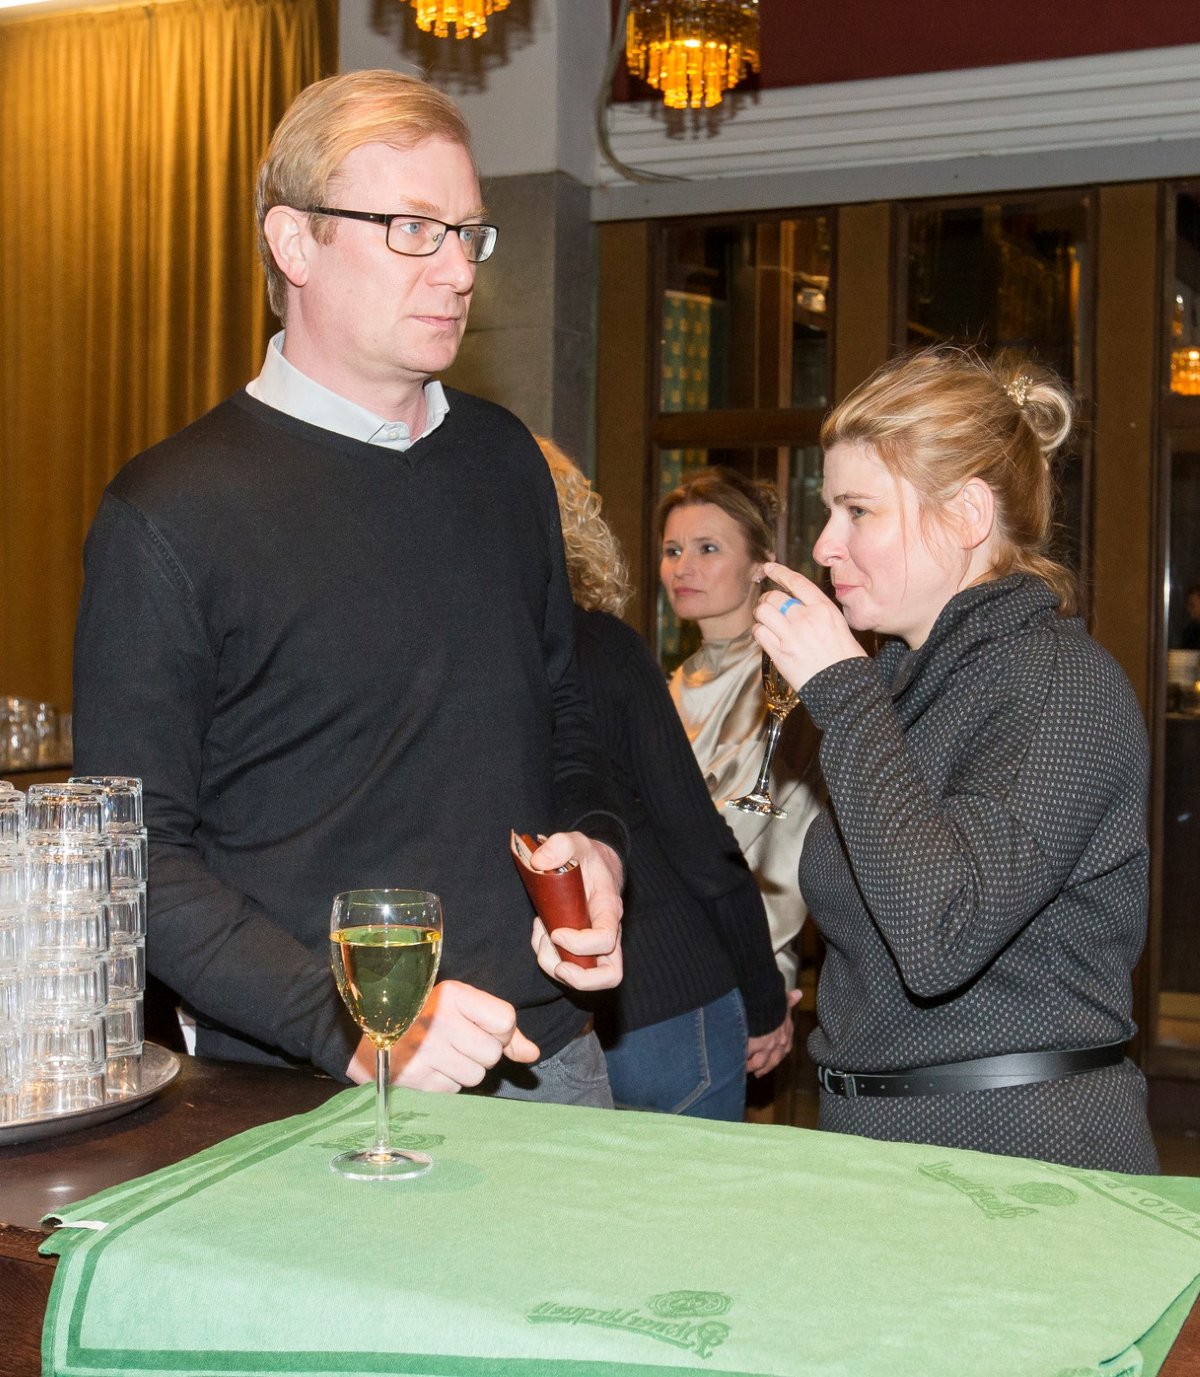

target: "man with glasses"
[72,70,626,1105]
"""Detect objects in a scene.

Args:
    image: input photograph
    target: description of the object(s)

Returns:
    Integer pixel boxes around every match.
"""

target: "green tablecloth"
[40,1085,1200,1376]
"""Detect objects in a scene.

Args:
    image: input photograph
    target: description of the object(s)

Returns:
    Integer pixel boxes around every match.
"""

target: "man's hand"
[745,989,802,1078]
[345,980,539,1092]
[528,832,623,991]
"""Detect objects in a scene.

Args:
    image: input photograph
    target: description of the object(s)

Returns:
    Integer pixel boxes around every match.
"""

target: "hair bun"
[749,474,780,523]
[998,360,1073,457]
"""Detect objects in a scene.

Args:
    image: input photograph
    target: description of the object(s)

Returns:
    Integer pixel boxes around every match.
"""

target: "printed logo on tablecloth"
[918,1162,1038,1219]
[646,1291,731,1319]
[921,1163,1093,1219]
[1007,1182,1078,1207]
[527,1290,732,1358]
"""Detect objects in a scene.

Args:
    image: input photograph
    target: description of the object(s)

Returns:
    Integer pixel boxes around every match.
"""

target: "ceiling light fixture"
[624,0,760,110]
[407,0,508,39]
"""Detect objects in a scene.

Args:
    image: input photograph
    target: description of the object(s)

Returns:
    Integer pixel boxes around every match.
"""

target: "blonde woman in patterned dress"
[756,347,1157,1172]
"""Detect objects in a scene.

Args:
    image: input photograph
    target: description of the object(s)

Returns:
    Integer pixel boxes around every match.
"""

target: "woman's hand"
[745,989,802,1078]
[753,562,866,693]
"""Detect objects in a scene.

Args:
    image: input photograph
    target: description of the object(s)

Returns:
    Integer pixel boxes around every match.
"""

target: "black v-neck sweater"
[73,390,625,1077]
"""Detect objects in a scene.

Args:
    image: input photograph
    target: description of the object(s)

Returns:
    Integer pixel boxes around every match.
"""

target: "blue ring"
[779,597,803,615]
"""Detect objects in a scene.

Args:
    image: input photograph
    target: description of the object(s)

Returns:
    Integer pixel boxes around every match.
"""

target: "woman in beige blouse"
[658,467,820,990]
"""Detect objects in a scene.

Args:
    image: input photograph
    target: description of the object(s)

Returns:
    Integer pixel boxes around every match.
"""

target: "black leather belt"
[815,1042,1127,1098]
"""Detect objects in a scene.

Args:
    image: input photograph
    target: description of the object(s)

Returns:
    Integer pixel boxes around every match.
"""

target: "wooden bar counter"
[2,1054,1198,1375]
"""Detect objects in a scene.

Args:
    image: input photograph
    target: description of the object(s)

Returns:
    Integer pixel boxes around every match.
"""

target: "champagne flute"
[727,652,800,818]
[329,889,443,1181]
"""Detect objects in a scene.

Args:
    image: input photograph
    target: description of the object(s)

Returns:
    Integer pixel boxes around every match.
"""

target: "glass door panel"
[1160,437,1200,1056]
[901,194,1092,586]
[904,197,1088,387]
[1155,182,1200,1068]
[660,216,832,413]
[1169,191,1200,396]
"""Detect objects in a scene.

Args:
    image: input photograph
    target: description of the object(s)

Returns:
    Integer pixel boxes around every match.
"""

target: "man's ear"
[955,478,996,551]
[263,206,310,289]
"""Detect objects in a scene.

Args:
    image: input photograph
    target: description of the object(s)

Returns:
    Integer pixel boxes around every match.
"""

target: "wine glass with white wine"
[329,889,443,1181]
[727,652,800,817]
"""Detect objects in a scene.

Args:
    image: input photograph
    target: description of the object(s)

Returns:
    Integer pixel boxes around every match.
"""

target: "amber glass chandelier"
[408,0,509,39]
[625,0,760,110]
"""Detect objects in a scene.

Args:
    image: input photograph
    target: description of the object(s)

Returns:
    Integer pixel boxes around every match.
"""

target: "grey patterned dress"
[798,574,1158,1172]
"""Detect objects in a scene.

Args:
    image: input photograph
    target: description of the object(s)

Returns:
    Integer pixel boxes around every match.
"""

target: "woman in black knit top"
[538,438,792,1120]
[755,349,1157,1171]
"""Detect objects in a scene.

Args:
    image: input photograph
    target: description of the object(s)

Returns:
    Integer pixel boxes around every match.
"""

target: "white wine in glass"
[763,656,800,717]
[329,889,443,1181]
[728,653,799,818]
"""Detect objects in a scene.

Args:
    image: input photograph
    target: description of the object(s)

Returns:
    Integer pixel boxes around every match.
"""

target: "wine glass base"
[329,1147,433,1181]
[727,793,788,818]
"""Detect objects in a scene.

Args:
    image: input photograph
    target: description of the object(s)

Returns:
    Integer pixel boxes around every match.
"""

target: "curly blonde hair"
[536,436,632,617]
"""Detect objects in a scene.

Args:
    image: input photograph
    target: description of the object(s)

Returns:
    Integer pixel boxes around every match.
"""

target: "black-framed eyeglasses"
[307,207,498,263]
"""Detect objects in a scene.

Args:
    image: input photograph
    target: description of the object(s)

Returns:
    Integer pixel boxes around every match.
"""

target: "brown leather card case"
[509,830,596,969]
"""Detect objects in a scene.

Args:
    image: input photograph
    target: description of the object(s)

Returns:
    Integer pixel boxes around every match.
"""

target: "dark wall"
[760,2,1200,86]
[614,2,1200,99]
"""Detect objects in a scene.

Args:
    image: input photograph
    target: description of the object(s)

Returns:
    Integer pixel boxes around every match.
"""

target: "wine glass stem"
[373,1044,391,1154]
[750,712,784,796]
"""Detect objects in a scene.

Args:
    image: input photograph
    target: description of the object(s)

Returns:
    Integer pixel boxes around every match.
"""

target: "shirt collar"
[244,331,449,451]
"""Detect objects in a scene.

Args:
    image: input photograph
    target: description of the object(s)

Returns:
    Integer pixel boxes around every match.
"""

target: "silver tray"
[0,1042,181,1146]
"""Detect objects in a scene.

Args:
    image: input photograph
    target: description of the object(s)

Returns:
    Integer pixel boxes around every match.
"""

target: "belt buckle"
[819,1066,857,1098]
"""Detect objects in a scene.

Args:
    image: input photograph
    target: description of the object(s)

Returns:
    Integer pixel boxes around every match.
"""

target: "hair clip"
[1005,375,1033,408]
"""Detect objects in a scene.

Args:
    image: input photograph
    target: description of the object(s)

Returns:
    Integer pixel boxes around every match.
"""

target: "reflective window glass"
[660,217,832,413]
[905,199,1087,389]
[903,196,1091,581]
[1169,191,1200,396]
[1161,435,1200,1055]
[1155,185,1200,1062]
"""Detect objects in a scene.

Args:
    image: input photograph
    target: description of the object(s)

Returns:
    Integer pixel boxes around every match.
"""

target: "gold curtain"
[0,0,337,709]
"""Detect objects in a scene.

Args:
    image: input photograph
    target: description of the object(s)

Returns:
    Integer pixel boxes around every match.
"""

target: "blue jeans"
[602,989,747,1122]
[477,1030,614,1109]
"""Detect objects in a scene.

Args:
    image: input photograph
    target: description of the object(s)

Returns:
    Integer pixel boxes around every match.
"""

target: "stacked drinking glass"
[20,782,111,1117]
[70,776,148,1096]
[0,784,25,1120]
[0,776,147,1122]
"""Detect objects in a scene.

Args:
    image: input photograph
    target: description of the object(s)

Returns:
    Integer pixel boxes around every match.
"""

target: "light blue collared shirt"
[245,331,449,451]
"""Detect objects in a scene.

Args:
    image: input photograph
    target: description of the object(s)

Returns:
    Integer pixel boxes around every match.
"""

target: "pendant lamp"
[625,0,760,110]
